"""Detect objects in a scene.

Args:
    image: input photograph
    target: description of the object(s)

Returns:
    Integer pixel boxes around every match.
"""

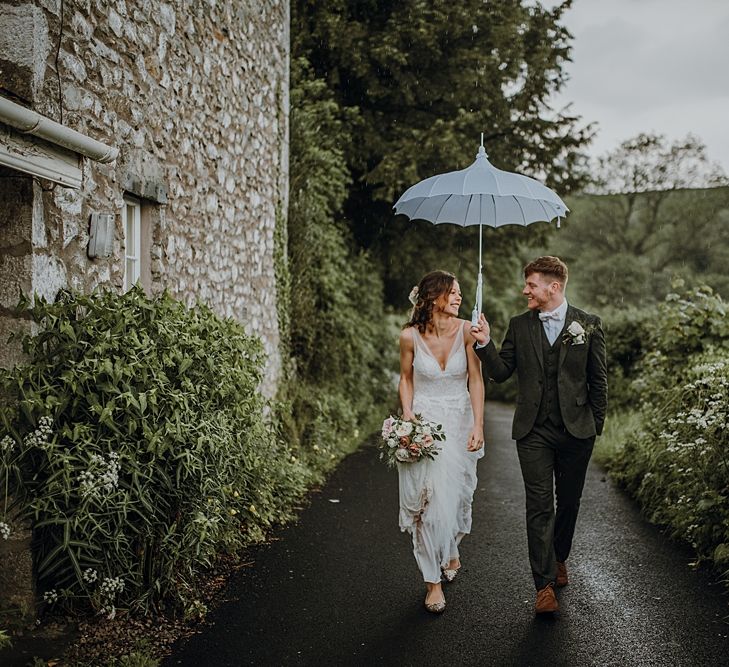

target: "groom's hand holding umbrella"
[470,313,491,347]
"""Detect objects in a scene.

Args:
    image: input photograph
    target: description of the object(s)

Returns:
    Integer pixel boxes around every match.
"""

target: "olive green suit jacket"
[475,305,608,441]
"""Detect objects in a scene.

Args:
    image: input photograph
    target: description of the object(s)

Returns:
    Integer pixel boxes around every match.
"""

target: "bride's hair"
[404,270,457,333]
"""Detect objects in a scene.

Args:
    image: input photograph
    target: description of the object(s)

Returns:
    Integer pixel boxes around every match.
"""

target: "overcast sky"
[548,0,729,172]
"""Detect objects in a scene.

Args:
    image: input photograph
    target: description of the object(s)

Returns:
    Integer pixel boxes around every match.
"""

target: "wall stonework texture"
[0,0,290,397]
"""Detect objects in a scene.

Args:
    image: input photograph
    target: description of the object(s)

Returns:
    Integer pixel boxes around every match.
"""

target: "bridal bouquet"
[379,414,445,466]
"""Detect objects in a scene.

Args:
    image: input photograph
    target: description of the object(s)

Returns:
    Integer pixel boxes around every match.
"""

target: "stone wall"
[0,0,289,396]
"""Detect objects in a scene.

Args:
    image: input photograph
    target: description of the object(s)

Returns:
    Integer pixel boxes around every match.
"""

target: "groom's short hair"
[524,256,568,287]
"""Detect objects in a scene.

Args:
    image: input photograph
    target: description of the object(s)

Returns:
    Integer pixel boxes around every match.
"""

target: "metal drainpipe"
[0,95,119,163]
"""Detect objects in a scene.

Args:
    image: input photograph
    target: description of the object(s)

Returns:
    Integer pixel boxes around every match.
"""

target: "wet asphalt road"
[166,402,729,666]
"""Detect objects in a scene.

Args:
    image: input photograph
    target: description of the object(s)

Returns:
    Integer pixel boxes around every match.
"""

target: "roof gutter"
[0,96,118,163]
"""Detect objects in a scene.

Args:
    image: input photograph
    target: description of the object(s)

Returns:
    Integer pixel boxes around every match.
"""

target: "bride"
[398,270,485,613]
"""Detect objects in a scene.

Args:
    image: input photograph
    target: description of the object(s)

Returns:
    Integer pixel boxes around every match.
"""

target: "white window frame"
[123,197,142,291]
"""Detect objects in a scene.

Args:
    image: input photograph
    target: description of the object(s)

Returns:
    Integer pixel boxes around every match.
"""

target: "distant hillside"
[531,185,729,313]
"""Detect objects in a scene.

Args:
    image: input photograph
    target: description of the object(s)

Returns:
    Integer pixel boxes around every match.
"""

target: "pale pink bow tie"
[539,311,561,322]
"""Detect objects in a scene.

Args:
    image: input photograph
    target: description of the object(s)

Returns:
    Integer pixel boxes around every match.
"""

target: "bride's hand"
[467,427,484,452]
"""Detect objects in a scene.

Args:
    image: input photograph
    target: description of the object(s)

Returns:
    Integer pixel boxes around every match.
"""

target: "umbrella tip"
[478,132,488,158]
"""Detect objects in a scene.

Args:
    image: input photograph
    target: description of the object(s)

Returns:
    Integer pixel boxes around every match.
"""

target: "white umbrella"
[393,135,569,323]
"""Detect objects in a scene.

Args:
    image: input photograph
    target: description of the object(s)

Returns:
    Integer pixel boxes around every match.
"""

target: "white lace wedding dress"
[399,321,484,583]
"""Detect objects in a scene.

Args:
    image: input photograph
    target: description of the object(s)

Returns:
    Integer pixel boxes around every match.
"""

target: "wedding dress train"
[398,322,483,583]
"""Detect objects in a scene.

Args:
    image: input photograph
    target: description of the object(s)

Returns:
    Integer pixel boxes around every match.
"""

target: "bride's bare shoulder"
[400,326,416,347]
[458,318,475,342]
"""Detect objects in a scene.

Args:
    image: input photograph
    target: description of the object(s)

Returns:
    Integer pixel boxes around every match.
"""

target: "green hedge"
[282,57,390,465]
[605,285,729,581]
[0,288,311,617]
[601,306,656,411]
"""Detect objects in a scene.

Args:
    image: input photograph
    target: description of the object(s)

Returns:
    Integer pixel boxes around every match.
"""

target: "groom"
[471,256,607,614]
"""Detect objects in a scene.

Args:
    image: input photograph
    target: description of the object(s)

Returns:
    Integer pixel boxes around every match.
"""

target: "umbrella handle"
[471,272,483,327]
[470,222,483,326]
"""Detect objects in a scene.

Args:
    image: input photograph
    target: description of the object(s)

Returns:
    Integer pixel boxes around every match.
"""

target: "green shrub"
[283,57,390,469]
[602,307,656,411]
[612,353,729,573]
[0,288,309,616]
[631,283,729,405]
[592,408,643,467]
[604,284,729,581]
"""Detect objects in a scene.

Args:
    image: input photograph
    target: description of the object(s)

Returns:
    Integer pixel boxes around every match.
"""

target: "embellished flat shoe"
[425,598,446,614]
[441,568,460,583]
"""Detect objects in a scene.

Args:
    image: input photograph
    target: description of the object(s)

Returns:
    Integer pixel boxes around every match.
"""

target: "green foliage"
[116,649,160,667]
[612,353,729,574]
[0,288,310,615]
[0,628,11,649]
[592,408,642,467]
[284,58,390,466]
[600,285,729,580]
[601,307,656,411]
[548,134,729,312]
[292,0,592,314]
[630,283,729,405]
[293,0,591,201]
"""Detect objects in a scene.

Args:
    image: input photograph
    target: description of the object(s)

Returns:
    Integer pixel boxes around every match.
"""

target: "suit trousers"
[516,418,595,590]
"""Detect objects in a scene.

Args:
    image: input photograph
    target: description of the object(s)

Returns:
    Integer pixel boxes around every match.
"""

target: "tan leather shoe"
[556,561,568,587]
[535,584,559,614]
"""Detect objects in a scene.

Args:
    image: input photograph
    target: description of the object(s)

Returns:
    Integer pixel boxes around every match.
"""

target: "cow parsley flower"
[23,416,54,449]
[0,435,15,454]
[79,452,121,499]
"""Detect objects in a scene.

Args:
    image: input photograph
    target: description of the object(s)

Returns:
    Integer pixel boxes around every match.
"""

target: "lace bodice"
[411,322,470,412]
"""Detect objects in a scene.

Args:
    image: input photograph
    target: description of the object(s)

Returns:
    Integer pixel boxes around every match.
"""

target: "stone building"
[0,0,289,618]
[0,0,289,395]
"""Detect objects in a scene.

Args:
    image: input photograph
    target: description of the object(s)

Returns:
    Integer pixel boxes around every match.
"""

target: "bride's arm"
[398,328,416,420]
[465,325,485,451]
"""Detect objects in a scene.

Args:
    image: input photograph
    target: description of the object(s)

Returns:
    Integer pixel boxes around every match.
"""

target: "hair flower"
[408,286,419,306]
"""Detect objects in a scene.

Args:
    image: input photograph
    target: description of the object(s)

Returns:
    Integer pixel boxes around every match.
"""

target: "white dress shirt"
[539,299,568,345]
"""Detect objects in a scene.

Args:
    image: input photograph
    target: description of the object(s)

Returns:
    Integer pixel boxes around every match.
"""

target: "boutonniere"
[563,320,588,345]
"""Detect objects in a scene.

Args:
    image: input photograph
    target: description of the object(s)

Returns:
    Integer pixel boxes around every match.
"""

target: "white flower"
[395,448,411,462]
[395,421,414,437]
[421,425,432,436]
[381,417,395,439]
[0,522,10,540]
[565,320,587,345]
[83,568,98,584]
[567,321,585,336]
[408,286,420,306]
[23,416,54,450]
[43,589,58,604]
[79,452,121,499]
[99,576,125,596]
[0,435,15,454]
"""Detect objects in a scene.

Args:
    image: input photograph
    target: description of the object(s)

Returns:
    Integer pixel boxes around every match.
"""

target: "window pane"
[126,258,135,287]
[126,204,135,256]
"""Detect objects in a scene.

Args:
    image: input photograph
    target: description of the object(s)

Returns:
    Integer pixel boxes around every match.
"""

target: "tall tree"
[292,0,592,311]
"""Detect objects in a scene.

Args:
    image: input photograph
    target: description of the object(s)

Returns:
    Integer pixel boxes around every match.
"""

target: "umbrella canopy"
[393,140,569,319]
[394,144,569,227]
